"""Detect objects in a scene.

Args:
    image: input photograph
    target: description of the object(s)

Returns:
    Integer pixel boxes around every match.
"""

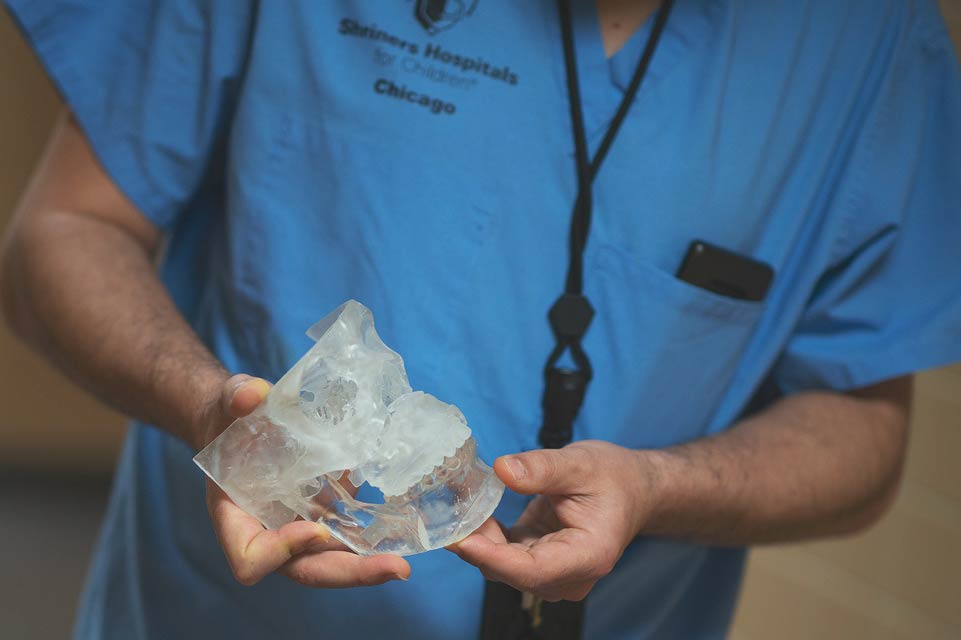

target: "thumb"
[222,374,272,419]
[195,374,272,452]
[493,447,591,496]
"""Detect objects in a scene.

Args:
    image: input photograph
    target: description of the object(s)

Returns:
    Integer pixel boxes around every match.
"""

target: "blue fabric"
[7,0,961,638]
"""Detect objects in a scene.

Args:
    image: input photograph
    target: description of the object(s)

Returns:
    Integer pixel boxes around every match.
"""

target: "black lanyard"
[538,0,675,450]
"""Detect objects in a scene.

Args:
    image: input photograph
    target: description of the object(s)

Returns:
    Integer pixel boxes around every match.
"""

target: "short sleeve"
[5,0,255,229]
[772,4,961,393]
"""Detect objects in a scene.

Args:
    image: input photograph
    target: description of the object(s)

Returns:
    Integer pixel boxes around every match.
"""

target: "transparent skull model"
[194,300,505,556]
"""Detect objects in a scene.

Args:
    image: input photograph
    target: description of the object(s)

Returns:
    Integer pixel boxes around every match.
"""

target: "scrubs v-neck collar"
[566,0,720,147]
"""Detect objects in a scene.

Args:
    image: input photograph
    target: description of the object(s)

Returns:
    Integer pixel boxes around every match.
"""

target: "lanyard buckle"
[539,366,590,449]
[549,293,594,343]
[540,292,595,449]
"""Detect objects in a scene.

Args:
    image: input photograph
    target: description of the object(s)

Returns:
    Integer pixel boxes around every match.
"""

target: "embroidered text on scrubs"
[374,78,457,114]
[401,55,478,90]
[422,43,519,85]
[338,16,520,88]
[339,18,420,55]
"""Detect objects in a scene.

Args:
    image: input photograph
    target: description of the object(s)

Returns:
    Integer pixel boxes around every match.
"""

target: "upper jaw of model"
[194,300,505,556]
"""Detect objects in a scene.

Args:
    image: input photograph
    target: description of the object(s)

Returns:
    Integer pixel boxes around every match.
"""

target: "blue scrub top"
[8,0,961,638]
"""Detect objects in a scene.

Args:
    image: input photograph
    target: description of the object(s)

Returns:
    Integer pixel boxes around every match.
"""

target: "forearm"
[639,380,911,545]
[1,211,226,450]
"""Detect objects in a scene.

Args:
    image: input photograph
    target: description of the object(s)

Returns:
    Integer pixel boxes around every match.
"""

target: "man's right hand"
[202,374,412,588]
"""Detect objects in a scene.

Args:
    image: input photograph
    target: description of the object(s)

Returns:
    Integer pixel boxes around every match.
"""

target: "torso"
[68,1,940,638]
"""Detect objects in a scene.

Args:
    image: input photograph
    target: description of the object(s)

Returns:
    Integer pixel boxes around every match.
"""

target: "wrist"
[630,447,685,537]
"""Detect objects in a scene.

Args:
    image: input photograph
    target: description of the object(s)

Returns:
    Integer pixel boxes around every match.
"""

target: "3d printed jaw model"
[194,300,505,557]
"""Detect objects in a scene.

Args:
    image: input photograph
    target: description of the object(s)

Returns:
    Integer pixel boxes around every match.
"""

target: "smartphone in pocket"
[675,240,773,302]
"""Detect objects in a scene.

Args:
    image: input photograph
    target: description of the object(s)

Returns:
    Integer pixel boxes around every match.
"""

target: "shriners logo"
[414,0,479,34]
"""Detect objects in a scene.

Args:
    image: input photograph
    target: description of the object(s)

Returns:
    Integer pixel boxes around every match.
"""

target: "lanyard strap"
[539,0,674,450]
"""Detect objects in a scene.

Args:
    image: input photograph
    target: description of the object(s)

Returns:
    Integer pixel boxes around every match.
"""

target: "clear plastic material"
[194,300,504,556]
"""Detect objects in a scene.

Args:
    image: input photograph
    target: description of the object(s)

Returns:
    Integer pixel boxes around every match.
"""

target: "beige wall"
[731,367,961,640]
[0,3,959,638]
[0,11,124,472]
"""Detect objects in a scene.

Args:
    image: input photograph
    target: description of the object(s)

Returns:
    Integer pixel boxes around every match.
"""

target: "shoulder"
[724,0,951,55]
[714,0,955,117]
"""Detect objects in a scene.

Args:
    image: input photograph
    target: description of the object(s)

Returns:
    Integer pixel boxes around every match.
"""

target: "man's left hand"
[448,440,657,602]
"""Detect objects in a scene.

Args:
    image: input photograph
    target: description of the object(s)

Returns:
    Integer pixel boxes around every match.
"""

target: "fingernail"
[314,528,330,544]
[394,573,409,581]
[504,456,526,480]
[250,379,271,398]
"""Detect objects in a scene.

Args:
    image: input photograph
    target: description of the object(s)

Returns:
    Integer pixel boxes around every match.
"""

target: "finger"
[222,374,272,419]
[446,517,508,552]
[280,550,411,588]
[494,447,593,496]
[207,480,330,586]
[451,529,594,593]
[537,580,595,603]
[446,518,510,582]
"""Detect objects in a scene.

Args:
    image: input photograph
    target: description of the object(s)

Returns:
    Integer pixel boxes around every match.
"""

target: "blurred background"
[1,4,959,639]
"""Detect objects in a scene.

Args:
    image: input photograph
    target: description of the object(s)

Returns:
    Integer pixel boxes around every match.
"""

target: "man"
[2,0,959,638]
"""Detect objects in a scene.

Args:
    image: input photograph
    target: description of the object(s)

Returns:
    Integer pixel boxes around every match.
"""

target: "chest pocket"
[578,242,766,448]
[221,96,495,383]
